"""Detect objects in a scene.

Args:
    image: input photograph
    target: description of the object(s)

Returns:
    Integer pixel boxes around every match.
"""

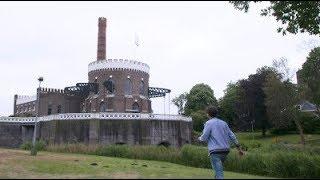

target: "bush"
[190,110,208,132]
[299,112,320,134]
[180,145,210,168]
[20,140,47,151]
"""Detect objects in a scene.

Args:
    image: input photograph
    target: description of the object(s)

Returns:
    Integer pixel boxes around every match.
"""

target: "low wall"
[0,113,193,148]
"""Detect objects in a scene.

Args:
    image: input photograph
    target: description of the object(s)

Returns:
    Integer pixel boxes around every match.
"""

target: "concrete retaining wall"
[0,119,192,148]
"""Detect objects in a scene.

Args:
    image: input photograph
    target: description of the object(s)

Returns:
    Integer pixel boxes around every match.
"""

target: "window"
[104,78,115,94]
[57,105,62,113]
[139,81,145,95]
[48,105,52,115]
[125,78,132,95]
[132,102,140,113]
[100,102,107,112]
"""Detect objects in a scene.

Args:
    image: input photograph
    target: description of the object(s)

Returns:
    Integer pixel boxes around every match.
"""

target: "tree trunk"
[294,118,305,146]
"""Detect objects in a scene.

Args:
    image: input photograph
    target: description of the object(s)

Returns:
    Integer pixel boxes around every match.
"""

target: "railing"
[0,113,192,123]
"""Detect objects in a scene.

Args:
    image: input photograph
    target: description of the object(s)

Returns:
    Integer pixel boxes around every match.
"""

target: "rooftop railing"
[0,113,192,123]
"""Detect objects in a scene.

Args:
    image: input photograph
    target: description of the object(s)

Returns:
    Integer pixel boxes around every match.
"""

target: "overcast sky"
[0,1,319,116]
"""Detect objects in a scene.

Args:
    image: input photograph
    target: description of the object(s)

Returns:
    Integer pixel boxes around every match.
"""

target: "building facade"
[2,17,192,148]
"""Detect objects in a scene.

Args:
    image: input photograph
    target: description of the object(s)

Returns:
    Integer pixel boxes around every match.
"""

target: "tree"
[218,81,241,127]
[299,47,320,116]
[172,92,188,115]
[184,83,218,132]
[184,83,218,116]
[264,58,305,145]
[190,110,208,132]
[235,66,277,136]
[230,1,320,36]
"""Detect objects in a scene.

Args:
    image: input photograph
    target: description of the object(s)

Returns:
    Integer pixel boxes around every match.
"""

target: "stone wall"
[39,119,192,147]
[0,123,22,148]
[0,118,192,148]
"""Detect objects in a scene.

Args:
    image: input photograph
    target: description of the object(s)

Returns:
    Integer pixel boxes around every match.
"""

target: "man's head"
[206,106,218,118]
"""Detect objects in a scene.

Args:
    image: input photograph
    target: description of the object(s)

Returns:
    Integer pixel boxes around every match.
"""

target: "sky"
[0,1,319,116]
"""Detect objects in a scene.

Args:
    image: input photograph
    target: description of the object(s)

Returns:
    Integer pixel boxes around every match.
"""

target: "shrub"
[299,112,320,134]
[180,145,210,168]
[20,140,47,151]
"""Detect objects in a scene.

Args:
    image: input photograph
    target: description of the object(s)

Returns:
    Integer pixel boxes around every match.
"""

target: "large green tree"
[230,1,320,36]
[184,83,218,116]
[218,81,241,127]
[182,83,218,132]
[299,47,320,116]
[235,66,277,136]
[264,59,305,145]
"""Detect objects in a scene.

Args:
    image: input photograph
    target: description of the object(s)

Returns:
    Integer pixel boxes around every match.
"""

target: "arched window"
[57,105,62,113]
[104,78,115,94]
[125,78,132,95]
[48,104,52,115]
[139,81,145,95]
[132,102,140,113]
[100,102,107,112]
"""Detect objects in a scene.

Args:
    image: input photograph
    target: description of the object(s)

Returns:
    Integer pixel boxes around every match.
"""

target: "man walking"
[198,106,244,179]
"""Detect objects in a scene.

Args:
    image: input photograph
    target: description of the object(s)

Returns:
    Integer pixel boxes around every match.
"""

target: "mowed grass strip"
[0,148,273,179]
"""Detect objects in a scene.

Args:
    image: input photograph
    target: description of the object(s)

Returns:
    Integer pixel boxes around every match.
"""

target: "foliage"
[299,47,320,110]
[230,1,320,36]
[184,83,218,116]
[190,110,208,132]
[171,92,188,115]
[234,66,276,136]
[299,112,320,134]
[218,82,241,127]
[20,140,47,151]
[264,58,306,145]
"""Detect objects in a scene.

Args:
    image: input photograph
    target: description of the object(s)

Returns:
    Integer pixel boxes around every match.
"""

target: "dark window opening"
[48,105,52,115]
[115,142,126,145]
[57,105,62,113]
[139,81,145,95]
[104,78,115,94]
[158,141,171,148]
[100,102,107,112]
[125,78,132,95]
[132,102,140,113]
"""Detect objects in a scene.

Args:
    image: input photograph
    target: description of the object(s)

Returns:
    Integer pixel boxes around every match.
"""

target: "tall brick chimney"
[97,17,107,60]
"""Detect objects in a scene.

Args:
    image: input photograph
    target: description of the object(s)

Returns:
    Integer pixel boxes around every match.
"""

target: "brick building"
[14,17,156,117]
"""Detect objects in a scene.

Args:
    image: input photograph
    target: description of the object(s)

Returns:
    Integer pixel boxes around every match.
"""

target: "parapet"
[88,59,150,74]
[39,87,66,94]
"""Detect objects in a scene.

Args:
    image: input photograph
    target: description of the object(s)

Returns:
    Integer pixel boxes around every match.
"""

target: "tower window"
[100,102,107,112]
[48,105,52,115]
[132,102,140,113]
[125,78,132,95]
[139,81,145,95]
[104,78,115,94]
[57,105,62,113]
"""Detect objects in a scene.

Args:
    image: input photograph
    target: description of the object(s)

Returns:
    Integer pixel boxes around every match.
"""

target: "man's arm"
[226,124,240,148]
[198,122,211,142]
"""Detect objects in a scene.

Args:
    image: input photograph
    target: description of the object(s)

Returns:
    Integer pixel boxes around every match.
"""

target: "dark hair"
[206,106,218,118]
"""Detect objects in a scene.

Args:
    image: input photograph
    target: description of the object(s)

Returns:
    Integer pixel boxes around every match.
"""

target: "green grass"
[0,148,271,179]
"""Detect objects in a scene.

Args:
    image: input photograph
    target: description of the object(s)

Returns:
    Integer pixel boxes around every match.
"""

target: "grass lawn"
[0,148,273,179]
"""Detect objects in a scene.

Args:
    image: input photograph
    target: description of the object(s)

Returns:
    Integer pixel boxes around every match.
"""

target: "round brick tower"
[84,17,152,113]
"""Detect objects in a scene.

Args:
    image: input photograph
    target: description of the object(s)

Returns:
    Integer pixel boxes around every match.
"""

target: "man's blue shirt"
[198,117,239,153]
